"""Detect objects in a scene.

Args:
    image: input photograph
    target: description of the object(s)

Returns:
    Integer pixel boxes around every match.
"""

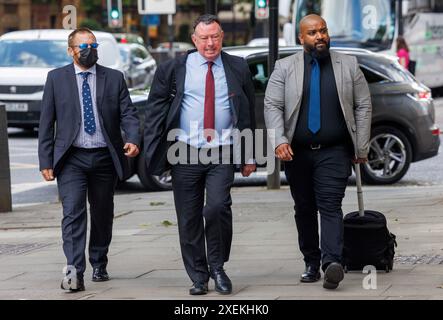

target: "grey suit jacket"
[264,50,372,158]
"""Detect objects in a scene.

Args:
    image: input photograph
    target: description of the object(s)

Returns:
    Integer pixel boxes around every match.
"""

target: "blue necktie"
[308,58,321,134]
[80,72,96,135]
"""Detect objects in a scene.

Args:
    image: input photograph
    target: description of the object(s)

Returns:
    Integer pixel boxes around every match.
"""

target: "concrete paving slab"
[1,185,443,299]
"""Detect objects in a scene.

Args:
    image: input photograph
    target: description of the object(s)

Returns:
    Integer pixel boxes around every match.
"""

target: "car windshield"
[0,40,71,68]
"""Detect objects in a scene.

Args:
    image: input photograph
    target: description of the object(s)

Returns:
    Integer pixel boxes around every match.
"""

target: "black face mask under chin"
[77,48,98,69]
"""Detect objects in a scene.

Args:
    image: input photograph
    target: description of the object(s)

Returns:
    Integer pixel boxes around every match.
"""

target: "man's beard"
[304,40,331,59]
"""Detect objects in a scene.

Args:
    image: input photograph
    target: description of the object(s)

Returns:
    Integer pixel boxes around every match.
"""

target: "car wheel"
[136,152,172,191]
[361,126,412,185]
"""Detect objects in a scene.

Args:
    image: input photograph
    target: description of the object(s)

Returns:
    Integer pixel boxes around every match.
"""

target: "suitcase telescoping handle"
[354,163,365,217]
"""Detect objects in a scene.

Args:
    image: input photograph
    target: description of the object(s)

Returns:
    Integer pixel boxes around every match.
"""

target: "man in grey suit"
[264,15,372,289]
[38,28,140,292]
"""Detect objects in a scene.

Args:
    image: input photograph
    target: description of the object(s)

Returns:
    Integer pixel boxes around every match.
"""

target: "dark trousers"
[171,161,235,283]
[57,147,117,276]
[284,144,352,270]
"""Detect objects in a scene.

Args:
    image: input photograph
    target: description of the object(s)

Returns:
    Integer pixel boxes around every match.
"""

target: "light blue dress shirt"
[72,64,107,148]
[178,52,233,148]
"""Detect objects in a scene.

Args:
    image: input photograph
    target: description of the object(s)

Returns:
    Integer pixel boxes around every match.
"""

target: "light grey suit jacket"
[264,50,372,158]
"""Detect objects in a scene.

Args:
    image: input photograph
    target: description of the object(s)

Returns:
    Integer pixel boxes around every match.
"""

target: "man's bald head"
[299,14,327,34]
[298,14,330,59]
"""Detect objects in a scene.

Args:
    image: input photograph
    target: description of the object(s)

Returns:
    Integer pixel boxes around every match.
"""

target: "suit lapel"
[330,51,346,115]
[287,52,304,119]
[66,64,81,121]
[165,53,188,129]
[294,52,304,99]
[95,64,106,114]
[221,52,240,124]
[175,56,186,95]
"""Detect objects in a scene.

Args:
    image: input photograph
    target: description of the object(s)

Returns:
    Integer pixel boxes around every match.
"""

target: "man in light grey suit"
[264,14,372,289]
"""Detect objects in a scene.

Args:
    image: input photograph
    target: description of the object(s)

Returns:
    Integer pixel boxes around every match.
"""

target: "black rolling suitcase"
[342,164,397,272]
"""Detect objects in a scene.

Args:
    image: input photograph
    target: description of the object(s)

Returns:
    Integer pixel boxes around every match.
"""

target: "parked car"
[148,42,194,65]
[231,46,440,185]
[127,89,172,190]
[0,29,124,130]
[126,46,440,190]
[155,42,194,51]
[247,38,287,47]
[113,33,145,46]
[118,43,157,89]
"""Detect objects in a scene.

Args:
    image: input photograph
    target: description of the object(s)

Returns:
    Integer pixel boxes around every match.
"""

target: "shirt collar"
[195,51,223,67]
[74,63,96,75]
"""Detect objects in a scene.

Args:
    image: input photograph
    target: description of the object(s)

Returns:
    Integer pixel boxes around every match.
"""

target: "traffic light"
[255,0,269,20]
[107,0,123,28]
[257,0,267,8]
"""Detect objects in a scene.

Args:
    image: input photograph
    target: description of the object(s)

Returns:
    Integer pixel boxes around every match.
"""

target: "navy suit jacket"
[38,63,140,180]
[143,50,256,175]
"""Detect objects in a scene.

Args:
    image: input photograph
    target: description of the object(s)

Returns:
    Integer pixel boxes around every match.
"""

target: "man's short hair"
[68,27,95,47]
[192,14,221,33]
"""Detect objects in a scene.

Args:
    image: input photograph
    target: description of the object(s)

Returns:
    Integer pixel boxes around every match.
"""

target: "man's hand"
[241,164,256,177]
[275,143,294,161]
[353,157,368,164]
[124,143,139,158]
[41,169,54,181]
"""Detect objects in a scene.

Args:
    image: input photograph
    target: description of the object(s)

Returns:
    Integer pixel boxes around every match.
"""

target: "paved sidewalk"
[0,184,443,300]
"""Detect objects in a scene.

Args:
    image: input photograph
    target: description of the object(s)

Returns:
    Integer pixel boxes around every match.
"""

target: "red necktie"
[204,61,215,142]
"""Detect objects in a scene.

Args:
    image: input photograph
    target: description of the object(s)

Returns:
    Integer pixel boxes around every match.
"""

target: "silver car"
[225,46,440,185]
[118,43,157,89]
[129,46,440,190]
[0,29,124,130]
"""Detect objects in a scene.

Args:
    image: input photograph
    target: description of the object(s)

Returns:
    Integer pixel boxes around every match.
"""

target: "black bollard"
[267,0,281,190]
[0,104,12,212]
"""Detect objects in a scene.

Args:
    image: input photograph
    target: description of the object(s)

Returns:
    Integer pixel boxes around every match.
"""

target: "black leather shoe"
[92,267,109,282]
[210,269,232,295]
[300,265,321,283]
[189,281,208,295]
[323,262,344,289]
[61,274,85,292]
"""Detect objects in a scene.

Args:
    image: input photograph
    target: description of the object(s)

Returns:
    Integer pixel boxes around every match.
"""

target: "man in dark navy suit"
[144,14,256,296]
[38,28,140,292]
